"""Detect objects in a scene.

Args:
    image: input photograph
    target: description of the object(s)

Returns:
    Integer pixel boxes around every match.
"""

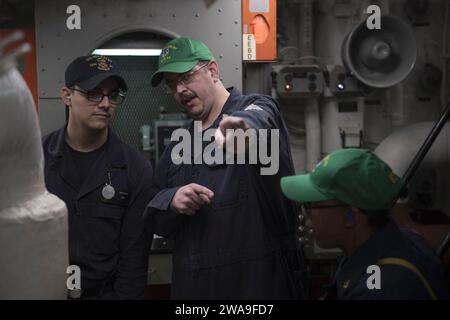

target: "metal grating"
[108,56,182,151]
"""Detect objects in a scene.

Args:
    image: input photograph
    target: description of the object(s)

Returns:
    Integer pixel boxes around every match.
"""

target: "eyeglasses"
[70,88,126,105]
[301,202,349,216]
[164,62,210,92]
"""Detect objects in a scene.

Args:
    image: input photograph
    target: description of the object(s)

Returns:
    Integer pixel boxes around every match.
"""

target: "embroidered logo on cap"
[160,44,177,64]
[388,171,398,184]
[161,47,170,58]
[86,56,113,71]
[313,155,330,173]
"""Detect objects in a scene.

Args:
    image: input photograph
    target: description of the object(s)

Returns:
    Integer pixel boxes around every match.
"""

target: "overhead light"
[92,49,162,56]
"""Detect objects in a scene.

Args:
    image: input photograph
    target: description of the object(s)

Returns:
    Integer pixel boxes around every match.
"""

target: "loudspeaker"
[341,15,417,88]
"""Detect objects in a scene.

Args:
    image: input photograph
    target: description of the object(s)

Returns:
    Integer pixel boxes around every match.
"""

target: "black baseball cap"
[65,55,127,92]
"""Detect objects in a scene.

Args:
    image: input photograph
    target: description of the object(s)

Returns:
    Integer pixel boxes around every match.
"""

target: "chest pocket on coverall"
[200,163,248,211]
[89,188,127,255]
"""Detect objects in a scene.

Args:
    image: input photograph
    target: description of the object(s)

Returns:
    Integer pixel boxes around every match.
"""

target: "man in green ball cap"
[281,148,449,300]
[145,37,305,300]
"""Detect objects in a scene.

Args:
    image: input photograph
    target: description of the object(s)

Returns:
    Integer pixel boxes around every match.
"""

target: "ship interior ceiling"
[1,0,450,300]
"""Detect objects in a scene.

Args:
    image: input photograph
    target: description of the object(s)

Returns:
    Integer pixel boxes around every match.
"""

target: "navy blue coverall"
[145,87,305,299]
[323,221,449,300]
[43,126,153,299]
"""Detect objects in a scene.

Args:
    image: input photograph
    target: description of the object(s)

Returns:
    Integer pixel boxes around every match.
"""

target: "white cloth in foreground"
[0,32,68,299]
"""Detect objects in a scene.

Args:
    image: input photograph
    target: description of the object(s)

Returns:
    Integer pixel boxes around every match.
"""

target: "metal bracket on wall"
[340,129,363,148]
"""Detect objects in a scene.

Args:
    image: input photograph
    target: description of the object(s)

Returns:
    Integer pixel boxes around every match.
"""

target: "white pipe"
[299,0,322,171]
[298,0,314,63]
[320,98,341,154]
[273,85,307,173]
[304,99,321,171]
[386,83,405,131]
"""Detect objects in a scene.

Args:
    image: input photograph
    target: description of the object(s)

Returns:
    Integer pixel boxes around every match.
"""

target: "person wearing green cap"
[281,148,449,299]
[144,37,305,299]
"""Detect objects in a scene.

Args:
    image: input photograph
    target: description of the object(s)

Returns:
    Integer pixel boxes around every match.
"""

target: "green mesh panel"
[108,56,182,150]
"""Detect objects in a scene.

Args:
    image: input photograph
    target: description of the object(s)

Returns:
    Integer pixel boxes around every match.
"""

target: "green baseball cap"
[151,37,214,87]
[280,149,402,212]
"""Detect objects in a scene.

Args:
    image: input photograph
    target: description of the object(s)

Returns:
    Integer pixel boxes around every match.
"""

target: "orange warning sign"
[242,0,277,62]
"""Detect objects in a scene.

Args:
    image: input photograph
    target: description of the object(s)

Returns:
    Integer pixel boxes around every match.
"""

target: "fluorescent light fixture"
[92,49,162,56]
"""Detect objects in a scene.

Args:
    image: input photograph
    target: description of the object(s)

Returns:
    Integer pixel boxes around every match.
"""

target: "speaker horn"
[341,15,417,88]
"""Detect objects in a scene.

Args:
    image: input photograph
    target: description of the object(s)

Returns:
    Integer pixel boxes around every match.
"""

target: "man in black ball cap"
[42,55,153,299]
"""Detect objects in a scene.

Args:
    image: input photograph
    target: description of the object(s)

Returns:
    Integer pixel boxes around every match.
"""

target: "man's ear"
[60,87,72,106]
[345,207,366,228]
[345,211,355,226]
[207,60,220,81]
[344,208,358,228]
